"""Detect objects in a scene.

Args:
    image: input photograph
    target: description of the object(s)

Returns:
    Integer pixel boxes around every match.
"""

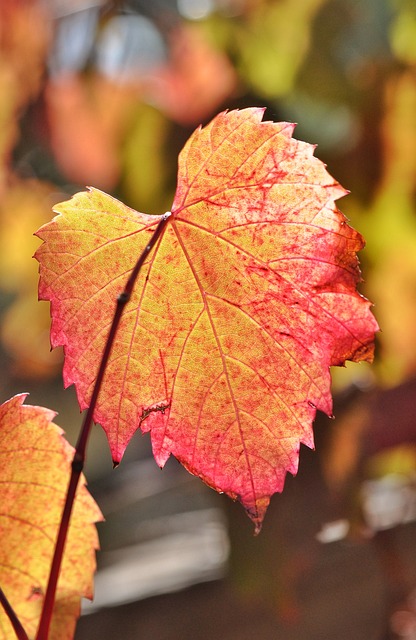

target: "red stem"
[35,212,171,640]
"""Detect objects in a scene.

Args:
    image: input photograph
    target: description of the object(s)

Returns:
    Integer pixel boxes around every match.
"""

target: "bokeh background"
[1,1,416,638]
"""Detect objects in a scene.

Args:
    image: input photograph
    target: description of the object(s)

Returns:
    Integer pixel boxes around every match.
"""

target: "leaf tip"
[243,495,270,534]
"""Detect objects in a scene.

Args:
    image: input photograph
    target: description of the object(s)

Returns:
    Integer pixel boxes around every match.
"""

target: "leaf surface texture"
[35,109,378,528]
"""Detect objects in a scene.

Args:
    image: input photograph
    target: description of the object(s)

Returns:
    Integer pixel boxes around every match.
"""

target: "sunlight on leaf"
[35,108,378,530]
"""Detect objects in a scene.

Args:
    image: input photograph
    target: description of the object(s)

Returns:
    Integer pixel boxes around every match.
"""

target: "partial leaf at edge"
[0,395,102,640]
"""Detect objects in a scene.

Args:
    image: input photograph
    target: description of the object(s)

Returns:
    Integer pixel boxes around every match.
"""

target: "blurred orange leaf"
[147,24,237,125]
[45,75,135,190]
[0,0,50,188]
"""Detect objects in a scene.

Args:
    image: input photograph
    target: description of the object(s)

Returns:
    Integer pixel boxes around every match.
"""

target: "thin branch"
[0,587,30,640]
[35,212,171,640]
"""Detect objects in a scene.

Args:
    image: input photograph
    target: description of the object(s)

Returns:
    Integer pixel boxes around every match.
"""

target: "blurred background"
[1,0,416,638]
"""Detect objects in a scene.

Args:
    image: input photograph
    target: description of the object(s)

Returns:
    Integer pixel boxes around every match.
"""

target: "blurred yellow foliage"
[362,72,416,382]
[237,0,327,97]
[390,3,416,64]
[0,180,64,376]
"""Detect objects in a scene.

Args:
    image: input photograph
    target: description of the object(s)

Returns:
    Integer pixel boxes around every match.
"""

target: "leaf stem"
[0,587,30,640]
[35,212,171,640]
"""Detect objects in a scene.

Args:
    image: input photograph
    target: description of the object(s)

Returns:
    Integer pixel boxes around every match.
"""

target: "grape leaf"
[0,395,102,639]
[35,108,378,529]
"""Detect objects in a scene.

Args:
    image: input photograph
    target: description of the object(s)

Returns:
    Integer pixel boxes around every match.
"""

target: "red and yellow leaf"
[35,108,378,529]
[0,395,102,639]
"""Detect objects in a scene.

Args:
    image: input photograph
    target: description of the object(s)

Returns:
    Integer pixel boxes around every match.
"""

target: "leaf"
[0,395,102,640]
[35,108,378,529]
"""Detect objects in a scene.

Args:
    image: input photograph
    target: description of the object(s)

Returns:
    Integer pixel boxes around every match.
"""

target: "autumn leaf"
[0,394,102,639]
[35,108,378,529]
